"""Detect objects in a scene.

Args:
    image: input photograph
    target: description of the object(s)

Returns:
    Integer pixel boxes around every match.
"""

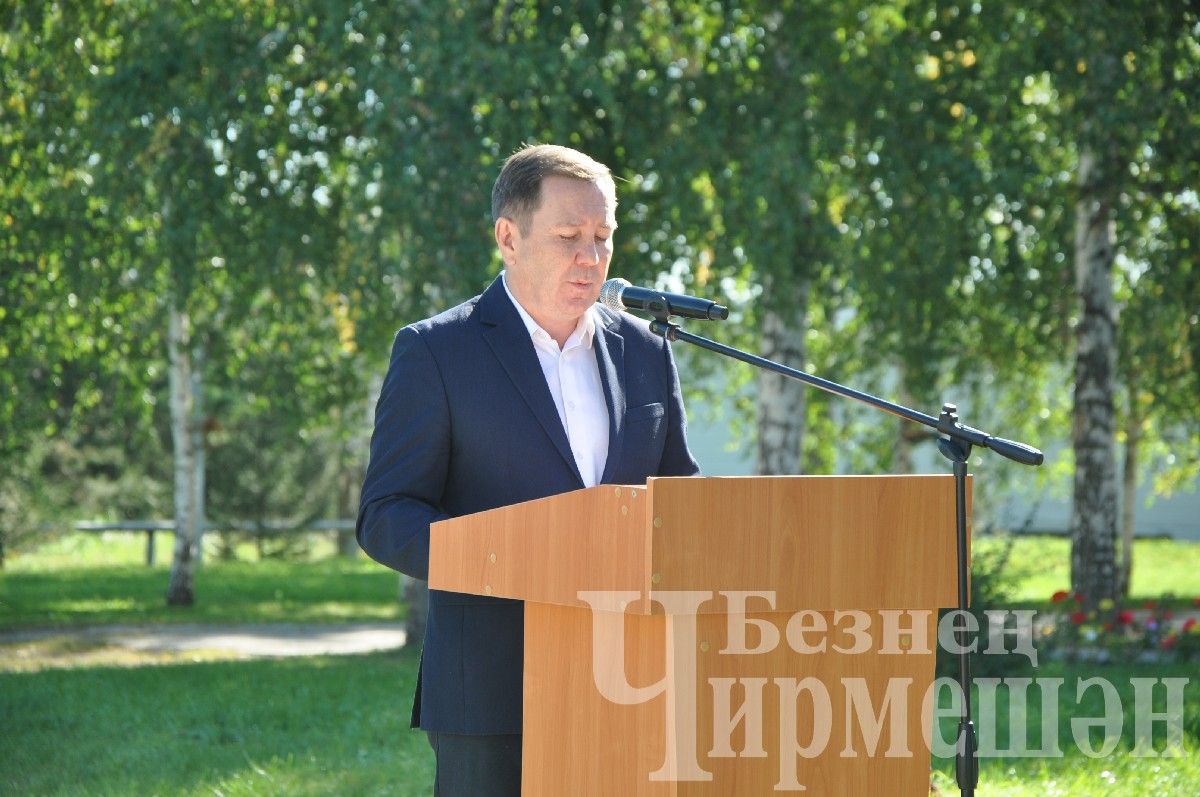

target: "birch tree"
[1071,140,1121,605]
[164,304,206,601]
[1060,5,1198,605]
[953,1,1200,603]
[5,2,361,599]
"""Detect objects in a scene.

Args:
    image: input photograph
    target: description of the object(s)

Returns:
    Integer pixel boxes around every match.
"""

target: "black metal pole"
[938,407,979,796]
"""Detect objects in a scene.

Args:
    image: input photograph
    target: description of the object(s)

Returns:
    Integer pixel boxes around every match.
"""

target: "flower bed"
[1039,591,1200,662]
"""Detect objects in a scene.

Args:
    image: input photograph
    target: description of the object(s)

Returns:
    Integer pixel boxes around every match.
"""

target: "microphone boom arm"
[647,320,1042,466]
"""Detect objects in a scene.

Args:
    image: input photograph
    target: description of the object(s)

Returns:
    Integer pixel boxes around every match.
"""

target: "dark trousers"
[426,731,522,796]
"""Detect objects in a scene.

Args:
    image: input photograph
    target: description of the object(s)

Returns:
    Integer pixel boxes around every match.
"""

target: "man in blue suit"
[357,144,699,796]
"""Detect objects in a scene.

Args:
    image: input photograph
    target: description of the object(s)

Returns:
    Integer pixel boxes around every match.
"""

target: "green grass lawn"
[4,532,1197,630]
[0,533,404,629]
[2,532,1199,795]
[975,534,1200,605]
[1,651,1196,796]
[931,661,1200,795]
[0,650,433,796]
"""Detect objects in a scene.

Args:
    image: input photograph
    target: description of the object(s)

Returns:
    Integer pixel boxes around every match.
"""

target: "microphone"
[598,278,729,321]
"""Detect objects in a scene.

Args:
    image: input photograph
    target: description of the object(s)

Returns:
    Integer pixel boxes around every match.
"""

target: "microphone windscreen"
[598,278,631,313]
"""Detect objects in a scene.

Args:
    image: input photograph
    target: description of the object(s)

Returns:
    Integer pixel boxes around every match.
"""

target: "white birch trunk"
[165,302,202,605]
[1069,147,1120,608]
[190,341,205,563]
[755,280,809,476]
[336,398,359,557]
[1118,401,1140,597]
[336,469,361,558]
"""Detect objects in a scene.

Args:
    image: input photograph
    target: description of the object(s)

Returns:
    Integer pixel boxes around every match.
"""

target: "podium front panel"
[646,475,964,612]
[523,603,940,796]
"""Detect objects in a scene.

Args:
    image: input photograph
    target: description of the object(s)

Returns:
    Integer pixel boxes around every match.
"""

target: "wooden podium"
[429,475,964,795]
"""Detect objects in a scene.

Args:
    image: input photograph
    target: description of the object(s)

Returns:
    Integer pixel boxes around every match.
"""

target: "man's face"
[496,175,617,340]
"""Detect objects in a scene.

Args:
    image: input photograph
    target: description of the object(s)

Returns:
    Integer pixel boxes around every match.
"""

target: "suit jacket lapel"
[477,277,584,486]
[594,309,626,484]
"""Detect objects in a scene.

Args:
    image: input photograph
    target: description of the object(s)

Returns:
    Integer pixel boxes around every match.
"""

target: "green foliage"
[205,422,345,559]
[0,423,171,562]
[2,1,1198,599]
[1,1,369,562]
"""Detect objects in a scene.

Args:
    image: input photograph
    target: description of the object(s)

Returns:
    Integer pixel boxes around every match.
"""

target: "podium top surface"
[429,475,964,613]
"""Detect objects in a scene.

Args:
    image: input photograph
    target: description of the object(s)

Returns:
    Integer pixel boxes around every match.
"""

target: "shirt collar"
[502,271,597,350]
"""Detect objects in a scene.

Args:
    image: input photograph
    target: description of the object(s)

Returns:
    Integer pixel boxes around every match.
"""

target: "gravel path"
[0,622,408,667]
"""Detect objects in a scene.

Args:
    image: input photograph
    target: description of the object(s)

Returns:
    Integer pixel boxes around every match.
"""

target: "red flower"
[1184,618,1197,633]
[1051,590,1070,603]
[1102,622,1114,632]
[1143,601,1157,610]
[1070,611,1088,625]
[1117,610,1135,625]
[1162,633,1179,649]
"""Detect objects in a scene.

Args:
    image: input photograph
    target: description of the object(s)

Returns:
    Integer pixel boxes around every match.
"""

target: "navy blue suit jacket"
[356,275,699,734]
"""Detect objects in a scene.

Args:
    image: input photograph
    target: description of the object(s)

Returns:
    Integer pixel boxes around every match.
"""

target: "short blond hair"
[491,144,615,233]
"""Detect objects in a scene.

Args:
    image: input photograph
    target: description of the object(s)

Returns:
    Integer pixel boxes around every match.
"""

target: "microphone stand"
[646,312,1043,797]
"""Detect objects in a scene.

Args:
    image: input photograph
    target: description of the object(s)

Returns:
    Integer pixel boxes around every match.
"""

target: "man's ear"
[495,217,519,265]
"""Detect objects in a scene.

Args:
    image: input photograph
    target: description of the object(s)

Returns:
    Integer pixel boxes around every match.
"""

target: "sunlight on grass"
[0,637,241,672]
[0,652,432,796]
[931,755,1200,796]
[5,531,157,571]
[2,530,1198,796]
[0,544,405,629]
[974,535,1200,604]
[11,533,1199,610]
[929,660,1200,795]
[44,597,139,614]
[2,654,1196,796]
[316,602,404,620]
[5,530,347,572]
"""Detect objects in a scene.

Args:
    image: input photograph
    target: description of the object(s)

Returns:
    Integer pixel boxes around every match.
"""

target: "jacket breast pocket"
[625,402,666,440]
[614,402,668,481]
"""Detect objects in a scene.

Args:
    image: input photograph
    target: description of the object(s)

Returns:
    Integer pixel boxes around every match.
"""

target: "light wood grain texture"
[431,475,966,614]
[429,484,652,611]
[646,475,965,612]
[524,606,940,796]
[524,603,675,796]
[428,476,970,795]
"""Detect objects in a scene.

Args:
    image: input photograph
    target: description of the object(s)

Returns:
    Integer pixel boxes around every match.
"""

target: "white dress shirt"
[502,273,610,487]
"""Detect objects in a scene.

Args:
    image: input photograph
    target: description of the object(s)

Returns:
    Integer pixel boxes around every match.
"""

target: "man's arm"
[658,339,701,477]
[356,326,450,580]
